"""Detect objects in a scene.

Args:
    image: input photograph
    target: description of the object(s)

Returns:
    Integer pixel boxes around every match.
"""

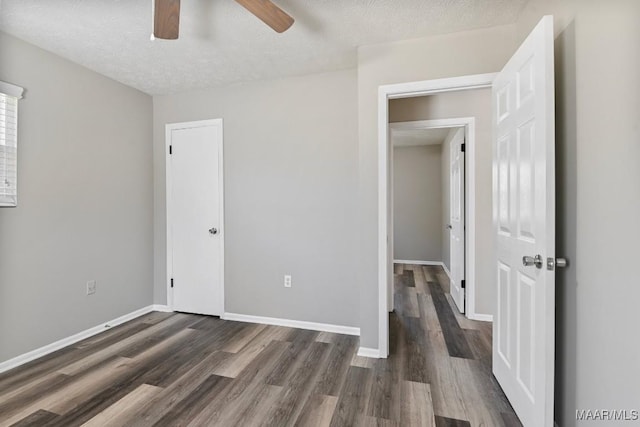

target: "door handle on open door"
[209,227,218,235]
[547,257,568,270]
[523,254,543,269]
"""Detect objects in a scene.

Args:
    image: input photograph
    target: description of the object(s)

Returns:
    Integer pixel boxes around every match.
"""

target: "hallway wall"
[392,144,443,263]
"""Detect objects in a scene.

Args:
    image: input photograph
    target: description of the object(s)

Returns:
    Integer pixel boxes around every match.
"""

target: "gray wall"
[0,32,153,364]
[392,145,442,262]
[515,0,640,425]
[357,25,518,348]
[390,90,493,316]
[153,69,359,328]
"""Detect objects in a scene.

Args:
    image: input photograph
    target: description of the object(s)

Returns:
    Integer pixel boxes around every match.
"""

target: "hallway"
[389,263,521,426]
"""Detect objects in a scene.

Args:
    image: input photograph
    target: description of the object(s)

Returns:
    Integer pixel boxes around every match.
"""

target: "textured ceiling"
[392,127,455,147]
[0,0,528,95]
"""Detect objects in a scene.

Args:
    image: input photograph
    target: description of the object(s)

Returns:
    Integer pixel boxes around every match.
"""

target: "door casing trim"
[376,73,497,357]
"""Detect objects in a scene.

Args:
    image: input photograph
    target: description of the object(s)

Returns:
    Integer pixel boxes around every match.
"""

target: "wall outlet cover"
[86,280,97,295]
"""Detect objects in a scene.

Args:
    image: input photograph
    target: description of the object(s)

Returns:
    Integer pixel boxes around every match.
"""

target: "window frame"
[0,80,24,207]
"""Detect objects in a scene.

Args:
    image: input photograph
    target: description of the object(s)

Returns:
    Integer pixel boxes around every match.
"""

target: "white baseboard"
[357,347,383,359]
[468,313,493,322]
[151,304,172,312]
[0,305,157,374]
[221,312,360,336]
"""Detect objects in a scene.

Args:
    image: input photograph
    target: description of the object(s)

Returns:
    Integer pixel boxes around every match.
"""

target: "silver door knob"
[209,227,218,235]
[523,254,543,269]
[446,224,452,230]
[547,257,568,270]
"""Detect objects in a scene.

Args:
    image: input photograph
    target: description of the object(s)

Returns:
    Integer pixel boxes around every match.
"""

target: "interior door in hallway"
[168,119,224,316]
[492,16,556,427]
[449,128,465,313]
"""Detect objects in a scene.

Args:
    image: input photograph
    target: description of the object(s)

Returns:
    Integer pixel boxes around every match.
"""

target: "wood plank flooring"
[0,264,521,426]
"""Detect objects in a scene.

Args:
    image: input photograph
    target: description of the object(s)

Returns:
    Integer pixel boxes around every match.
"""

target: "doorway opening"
[377,73,497,357]
[390,121,469,317]
[378,74,522,426]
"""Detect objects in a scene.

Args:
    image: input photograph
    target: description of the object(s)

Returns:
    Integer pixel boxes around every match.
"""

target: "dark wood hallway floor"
[390,264,521,427]
[0,264,521,426]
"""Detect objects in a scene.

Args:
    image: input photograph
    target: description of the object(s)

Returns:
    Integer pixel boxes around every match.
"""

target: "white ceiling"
[0,0,528,95]
[392,127,455,147]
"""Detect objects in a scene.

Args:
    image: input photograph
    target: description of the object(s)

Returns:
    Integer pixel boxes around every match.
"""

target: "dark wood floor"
[0,264,521,426]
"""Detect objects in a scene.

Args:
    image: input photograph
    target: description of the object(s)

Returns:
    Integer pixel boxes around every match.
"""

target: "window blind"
[0,81,23,207]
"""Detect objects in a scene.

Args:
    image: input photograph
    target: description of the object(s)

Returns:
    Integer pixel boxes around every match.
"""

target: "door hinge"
[461,279,466,289]
[461,143,466,152]
[169,145,172,155]
[170,278,174,288]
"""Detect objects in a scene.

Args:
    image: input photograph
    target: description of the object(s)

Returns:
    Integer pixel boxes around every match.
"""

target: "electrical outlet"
[86,280,97,295]
[284,275,292,288]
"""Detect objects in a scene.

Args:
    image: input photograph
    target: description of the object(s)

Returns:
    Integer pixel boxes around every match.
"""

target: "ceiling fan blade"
[234,0,294,33]
[154,0,181,40]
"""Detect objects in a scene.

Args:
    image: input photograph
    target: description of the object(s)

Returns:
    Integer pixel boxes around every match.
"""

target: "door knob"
[547,257,568,271]
[522,254,543,269]
[446,224,452,230]
[209,227,218,235]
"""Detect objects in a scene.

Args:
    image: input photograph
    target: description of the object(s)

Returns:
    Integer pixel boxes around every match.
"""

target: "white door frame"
[377,73,496,357]
[165,119,225,312]
[389,118,475,316]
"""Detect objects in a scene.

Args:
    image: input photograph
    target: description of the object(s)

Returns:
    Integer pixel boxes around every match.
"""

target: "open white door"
[168,120,224,317]
[449,128,465,313]
[492,16,555,426]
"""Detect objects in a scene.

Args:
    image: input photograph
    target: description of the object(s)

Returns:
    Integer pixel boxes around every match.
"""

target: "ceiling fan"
[153,0,294,40]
